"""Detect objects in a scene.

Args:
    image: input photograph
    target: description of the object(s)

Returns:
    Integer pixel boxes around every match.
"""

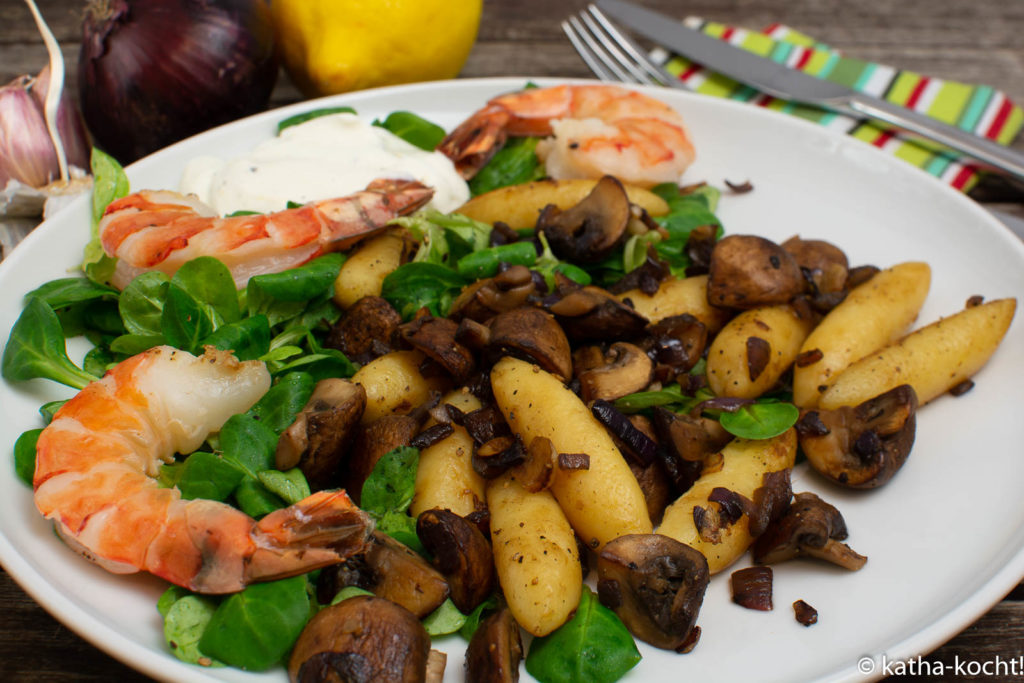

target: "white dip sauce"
[179,113,468,214]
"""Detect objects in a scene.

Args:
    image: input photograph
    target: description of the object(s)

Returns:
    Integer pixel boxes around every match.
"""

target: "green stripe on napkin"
[656,18,1024,192]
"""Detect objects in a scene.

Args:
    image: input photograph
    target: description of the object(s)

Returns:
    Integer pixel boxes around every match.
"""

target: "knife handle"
[839,93,1024,183]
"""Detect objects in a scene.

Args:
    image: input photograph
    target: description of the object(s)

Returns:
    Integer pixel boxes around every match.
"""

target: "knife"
[594,0,1024,184]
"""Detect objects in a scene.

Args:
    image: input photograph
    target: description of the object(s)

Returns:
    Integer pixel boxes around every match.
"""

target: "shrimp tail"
[436,105,510,179]
[245,490,374,585]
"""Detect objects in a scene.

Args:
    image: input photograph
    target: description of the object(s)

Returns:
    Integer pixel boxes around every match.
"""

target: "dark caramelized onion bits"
[591,400,657,466]
[409,422,455,450]
[725,179,754,193]
[596,534,709,651]
[795,348,824,368]
[707,235,805,309]
[645,314,708,375]
[557,452,591,471]
[793,600,818,626]
[730,566,773,611]
[461,405,512,445]
[607,246,671,295]
[752,492,867,571]
[464,607,523,683]
[949,379,975,397]
[747,469,793,538]
[325,295,401,364]
[684,223,719,276]
[473,435,526,479]
[745,336,771,382]
[416,509,495,613]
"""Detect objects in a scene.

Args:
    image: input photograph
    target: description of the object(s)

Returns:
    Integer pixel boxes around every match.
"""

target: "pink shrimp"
[438,84,696,188]
[33,346,373,594]
[99,178,434,290]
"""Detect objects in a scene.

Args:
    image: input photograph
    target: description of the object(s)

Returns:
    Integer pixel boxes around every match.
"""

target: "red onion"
[79,0,278,164]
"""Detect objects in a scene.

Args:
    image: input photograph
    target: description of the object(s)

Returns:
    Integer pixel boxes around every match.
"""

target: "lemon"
[271,0,483,97]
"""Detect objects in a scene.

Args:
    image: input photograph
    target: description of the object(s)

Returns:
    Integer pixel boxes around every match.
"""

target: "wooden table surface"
[2,0,1023,681]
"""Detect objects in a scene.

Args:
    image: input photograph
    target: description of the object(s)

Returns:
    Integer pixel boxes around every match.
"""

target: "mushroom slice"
[417,508,496,613]
[288,595,430,683]
[707,234,805,309]
[548,286,649,342]
[795,384,918,488]
[317,531,450,618]
[341,415,420,505]
[488,307,573,380]
[597,533,709,651]
[464,607,524,683]
[651,407,732,494]
[275,379,366,491]
[324,295,401,364]
[400,315,476,382]
[577,342,654,402]
[782,235,849,311]
[752,492,867,570]
[450,264,536,323]
[537,175,631,263]
[645,314,708,377]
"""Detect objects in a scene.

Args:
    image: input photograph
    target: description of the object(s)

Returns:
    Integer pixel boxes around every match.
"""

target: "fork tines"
[562,4,683,89]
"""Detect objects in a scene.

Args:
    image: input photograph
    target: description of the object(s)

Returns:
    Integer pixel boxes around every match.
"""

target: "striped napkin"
[652,18,1024,193]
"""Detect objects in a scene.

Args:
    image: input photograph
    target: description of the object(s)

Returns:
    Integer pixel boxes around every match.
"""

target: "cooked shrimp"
[438,84,696,188]
[33,346,373,594]
[99,178,434,290]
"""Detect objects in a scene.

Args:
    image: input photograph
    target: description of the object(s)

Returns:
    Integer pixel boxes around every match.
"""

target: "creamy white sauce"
[179,113,468,215]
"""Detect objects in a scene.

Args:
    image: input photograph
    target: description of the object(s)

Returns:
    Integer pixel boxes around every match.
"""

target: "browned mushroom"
[548,285,649,342]
[464,607,523,683]
[644,313,708,379]
[596,533,709,651]
[488,307,573,380]
[707,234,805,309]
[317,531,450,618]
[752,492,867,570]
[400,315,476,382]
[324,295,402,364]
[473,435,526,479]
[509,436,557,493]
[537,175,631,263]
[450,264,536,323]
[341,415,421,504]
[288,595,430,683]
[417,508,495,613]
[795,384,918,488]
[576,342,653,402]
[275,379,366,491]
[782,236,850,312]
[652,407,733,493]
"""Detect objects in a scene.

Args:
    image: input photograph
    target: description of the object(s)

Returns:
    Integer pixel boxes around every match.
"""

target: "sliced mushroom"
[707,234,805,309]
[275,379,366,491]
[324,295,402,364]
[795,384,918,488]
[473,435,526,479]
[488,307,573,380]
[548,285,649,342]
[317,531,450,618]
[288,595,430,683]
[576,342,653,402]
[644,313,708,378]
[510,436,557,493]
[596,533,709,651]
[400,315,476,381]
[464,607,523,683]
[417,508,495,613]
[342,415,420,504]
[782,235,850,312]
[450,264,536,323]
[537,175,631,263]
[752,492,867,570]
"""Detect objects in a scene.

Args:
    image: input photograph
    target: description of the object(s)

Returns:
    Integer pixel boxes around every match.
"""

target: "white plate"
[2,77,1023,683]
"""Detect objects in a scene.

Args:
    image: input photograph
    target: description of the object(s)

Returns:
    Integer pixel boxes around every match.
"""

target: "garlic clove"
[0,70,90,189]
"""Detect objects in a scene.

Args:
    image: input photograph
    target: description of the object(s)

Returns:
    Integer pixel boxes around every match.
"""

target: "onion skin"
[79,0,278,164]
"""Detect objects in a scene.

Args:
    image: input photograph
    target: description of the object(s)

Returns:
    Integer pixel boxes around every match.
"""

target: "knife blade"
[594,0,1024,184]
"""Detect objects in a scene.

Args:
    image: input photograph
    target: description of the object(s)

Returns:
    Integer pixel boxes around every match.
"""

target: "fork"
[561,4,687,90]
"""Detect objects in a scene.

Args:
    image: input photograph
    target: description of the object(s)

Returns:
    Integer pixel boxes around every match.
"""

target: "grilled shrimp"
[99,178,434,290]
[438,84,696,188]
[33,346,373,594]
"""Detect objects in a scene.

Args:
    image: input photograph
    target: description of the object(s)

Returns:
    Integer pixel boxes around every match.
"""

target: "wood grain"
[1,0,1023,681]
